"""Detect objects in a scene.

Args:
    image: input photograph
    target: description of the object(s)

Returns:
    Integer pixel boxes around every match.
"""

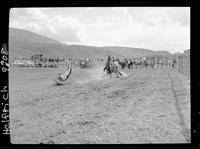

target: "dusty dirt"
[9,65,190,144]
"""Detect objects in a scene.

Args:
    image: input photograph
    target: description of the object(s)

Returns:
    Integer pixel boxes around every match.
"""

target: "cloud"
[9,7,190,53]
[10,20,40,32]
[89,7,189,53]
[90,21,115,29]
[85,12,189,53]
[47,16,87,42]
[10,8,87,43]
[113,7,128,15]
[130,7,190,27]
[10,8,47,21]
[9,8,47,32]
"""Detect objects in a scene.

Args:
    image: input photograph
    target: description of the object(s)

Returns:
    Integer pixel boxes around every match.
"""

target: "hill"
[9,28,172,61]
[9,28,61,44]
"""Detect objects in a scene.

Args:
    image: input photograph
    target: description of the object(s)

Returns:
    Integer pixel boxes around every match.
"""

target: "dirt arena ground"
[9,64,190,144]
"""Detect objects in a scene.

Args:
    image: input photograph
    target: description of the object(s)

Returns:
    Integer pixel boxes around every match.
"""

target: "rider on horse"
[103,55,123,77]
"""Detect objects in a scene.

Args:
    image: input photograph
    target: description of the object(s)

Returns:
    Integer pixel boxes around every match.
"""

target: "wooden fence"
[177,54,190,79]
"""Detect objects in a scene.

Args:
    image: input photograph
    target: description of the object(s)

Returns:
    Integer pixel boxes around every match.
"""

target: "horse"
[80,60,86,68]
[149,59,156,68]
[117,61,126,69]
[142,60,149,68]
[79,59,89,69]
[127,60,134,69]
[103,56,123,77]
[133,60,143,69]
[110,61,123,77]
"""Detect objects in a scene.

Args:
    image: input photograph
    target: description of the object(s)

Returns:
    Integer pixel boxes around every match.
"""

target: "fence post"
[176,53,190,80]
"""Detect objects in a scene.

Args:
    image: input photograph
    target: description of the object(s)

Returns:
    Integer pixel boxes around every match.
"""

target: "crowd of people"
[30,54,65,64]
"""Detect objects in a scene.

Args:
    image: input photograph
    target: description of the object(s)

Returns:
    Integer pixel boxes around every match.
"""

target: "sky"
[9,7,190,53]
